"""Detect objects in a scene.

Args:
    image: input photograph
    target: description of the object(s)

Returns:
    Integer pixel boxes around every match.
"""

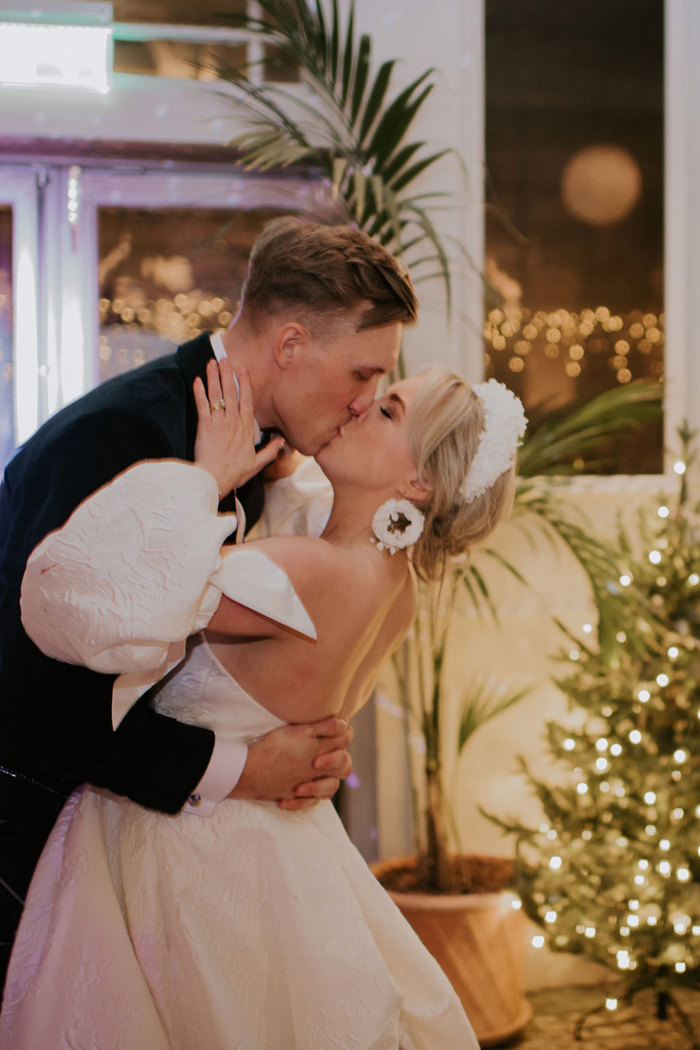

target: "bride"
[0,364,526,1050]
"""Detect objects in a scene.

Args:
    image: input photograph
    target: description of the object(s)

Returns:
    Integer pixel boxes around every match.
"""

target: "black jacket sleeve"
[0,408,215,813]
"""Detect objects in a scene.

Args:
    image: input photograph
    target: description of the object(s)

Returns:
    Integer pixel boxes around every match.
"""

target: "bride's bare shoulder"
[241,535,352,594]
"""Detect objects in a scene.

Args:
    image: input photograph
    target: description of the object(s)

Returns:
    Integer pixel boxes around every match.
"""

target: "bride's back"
[205,534,415,725]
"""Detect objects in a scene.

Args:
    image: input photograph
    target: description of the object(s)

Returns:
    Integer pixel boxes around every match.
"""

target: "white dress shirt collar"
[209,331,261,445]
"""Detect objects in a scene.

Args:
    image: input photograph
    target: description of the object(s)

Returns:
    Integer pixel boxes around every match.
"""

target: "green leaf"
[456,681,531,756]
[366,71,434,166]
[358,59,397,143]
[389,149,452,194]
[350,34,371,123]
[340,1,355,106]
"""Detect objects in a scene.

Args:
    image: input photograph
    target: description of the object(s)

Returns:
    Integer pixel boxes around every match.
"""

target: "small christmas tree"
[492,430,700,1044]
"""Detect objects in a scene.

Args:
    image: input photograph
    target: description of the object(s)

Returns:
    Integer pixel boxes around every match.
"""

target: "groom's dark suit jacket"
[0,333,264,972]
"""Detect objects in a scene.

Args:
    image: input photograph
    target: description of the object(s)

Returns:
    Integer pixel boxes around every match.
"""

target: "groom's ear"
[272,322,306,370]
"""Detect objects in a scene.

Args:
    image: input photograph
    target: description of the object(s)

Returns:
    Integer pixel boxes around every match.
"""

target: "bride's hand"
[193,357,284,499]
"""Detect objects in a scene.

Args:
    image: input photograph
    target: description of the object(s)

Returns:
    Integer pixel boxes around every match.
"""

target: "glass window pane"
[111,0,248,28]
[0,206,13,469]
[98,205,288,383]
[484,0,664,474]
[113,40,248,80]
[110,0,299,83]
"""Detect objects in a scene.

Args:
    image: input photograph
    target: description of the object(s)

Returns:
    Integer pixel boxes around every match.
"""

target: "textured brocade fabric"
[0,638,478,1050]
[20,460,235,672]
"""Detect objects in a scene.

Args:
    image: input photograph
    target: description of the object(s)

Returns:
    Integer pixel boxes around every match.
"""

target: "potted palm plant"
[206,3,664,1042]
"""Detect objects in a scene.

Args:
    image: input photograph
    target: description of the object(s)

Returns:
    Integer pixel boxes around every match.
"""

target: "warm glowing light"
[595,758,608,772]
[674,461,686,475]
[648,550,662,564]
[549,856,563,871]
[677,868,691,882]
[657,674,669,687]
[596,738,608,751]
[545,910,557,923]
[629,730,642,744]
[619,575,632,587]
[676,962,687,973]
[532,935,545,948]
[659,860,671,876]
[657,505,670,518]
[610,743,623,757]
[638,689,650,703]
[576,782,589,795]
[660,839,670,851]
[674,749,687,762]
[606,998,618,1011]
[644,792,656,804]
[563,738,576,751]
[668,646,679,659]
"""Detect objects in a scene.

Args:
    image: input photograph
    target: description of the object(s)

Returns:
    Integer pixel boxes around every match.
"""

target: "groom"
[0,216,417,985]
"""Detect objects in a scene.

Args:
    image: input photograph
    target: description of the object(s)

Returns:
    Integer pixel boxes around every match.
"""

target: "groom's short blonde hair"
[241,216,418,335]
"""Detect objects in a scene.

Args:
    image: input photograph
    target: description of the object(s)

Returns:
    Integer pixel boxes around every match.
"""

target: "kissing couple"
[0,216,525,1048]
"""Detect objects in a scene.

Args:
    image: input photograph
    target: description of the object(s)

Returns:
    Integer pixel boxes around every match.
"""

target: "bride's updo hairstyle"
[406,365,525,582]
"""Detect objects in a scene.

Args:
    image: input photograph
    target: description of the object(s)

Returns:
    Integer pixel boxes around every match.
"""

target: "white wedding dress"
[0,466,479,1050]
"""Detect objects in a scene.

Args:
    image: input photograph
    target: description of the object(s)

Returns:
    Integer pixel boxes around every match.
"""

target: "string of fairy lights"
[483,305,664,385]
[98,291,238,375]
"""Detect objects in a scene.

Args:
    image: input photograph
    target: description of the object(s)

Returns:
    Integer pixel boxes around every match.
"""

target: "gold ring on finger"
[210,402,223,412]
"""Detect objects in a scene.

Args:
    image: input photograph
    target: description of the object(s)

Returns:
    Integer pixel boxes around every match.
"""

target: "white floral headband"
[460,379,528,503]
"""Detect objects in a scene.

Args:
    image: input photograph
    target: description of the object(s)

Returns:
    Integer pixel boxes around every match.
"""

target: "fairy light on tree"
[490,425,700,1044]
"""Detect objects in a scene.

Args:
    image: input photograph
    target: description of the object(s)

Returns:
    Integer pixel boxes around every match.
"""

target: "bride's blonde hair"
[407,365,517,582]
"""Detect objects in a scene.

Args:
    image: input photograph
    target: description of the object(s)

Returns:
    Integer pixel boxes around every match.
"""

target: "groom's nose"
[347,386,376,419]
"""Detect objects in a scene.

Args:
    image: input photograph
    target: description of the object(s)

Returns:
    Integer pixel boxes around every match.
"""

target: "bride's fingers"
[254,436,285,471]
[205,358,224,407]
[193,376,212,423]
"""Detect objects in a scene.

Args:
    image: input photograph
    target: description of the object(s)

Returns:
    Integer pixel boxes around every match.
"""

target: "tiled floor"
[502,985,700,1050]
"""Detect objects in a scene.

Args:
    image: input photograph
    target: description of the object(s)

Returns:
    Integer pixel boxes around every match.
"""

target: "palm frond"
[456,682,532,756]
[206,0,457,296]
[518,380,662,477]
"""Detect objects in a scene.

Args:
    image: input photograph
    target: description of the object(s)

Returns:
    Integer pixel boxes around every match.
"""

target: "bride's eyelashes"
[379,404,393,420]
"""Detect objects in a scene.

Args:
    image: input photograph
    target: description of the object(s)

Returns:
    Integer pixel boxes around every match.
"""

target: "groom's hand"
[229,716,353,810]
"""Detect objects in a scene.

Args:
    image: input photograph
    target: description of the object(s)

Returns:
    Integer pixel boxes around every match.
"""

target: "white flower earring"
[370,498,425,555]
